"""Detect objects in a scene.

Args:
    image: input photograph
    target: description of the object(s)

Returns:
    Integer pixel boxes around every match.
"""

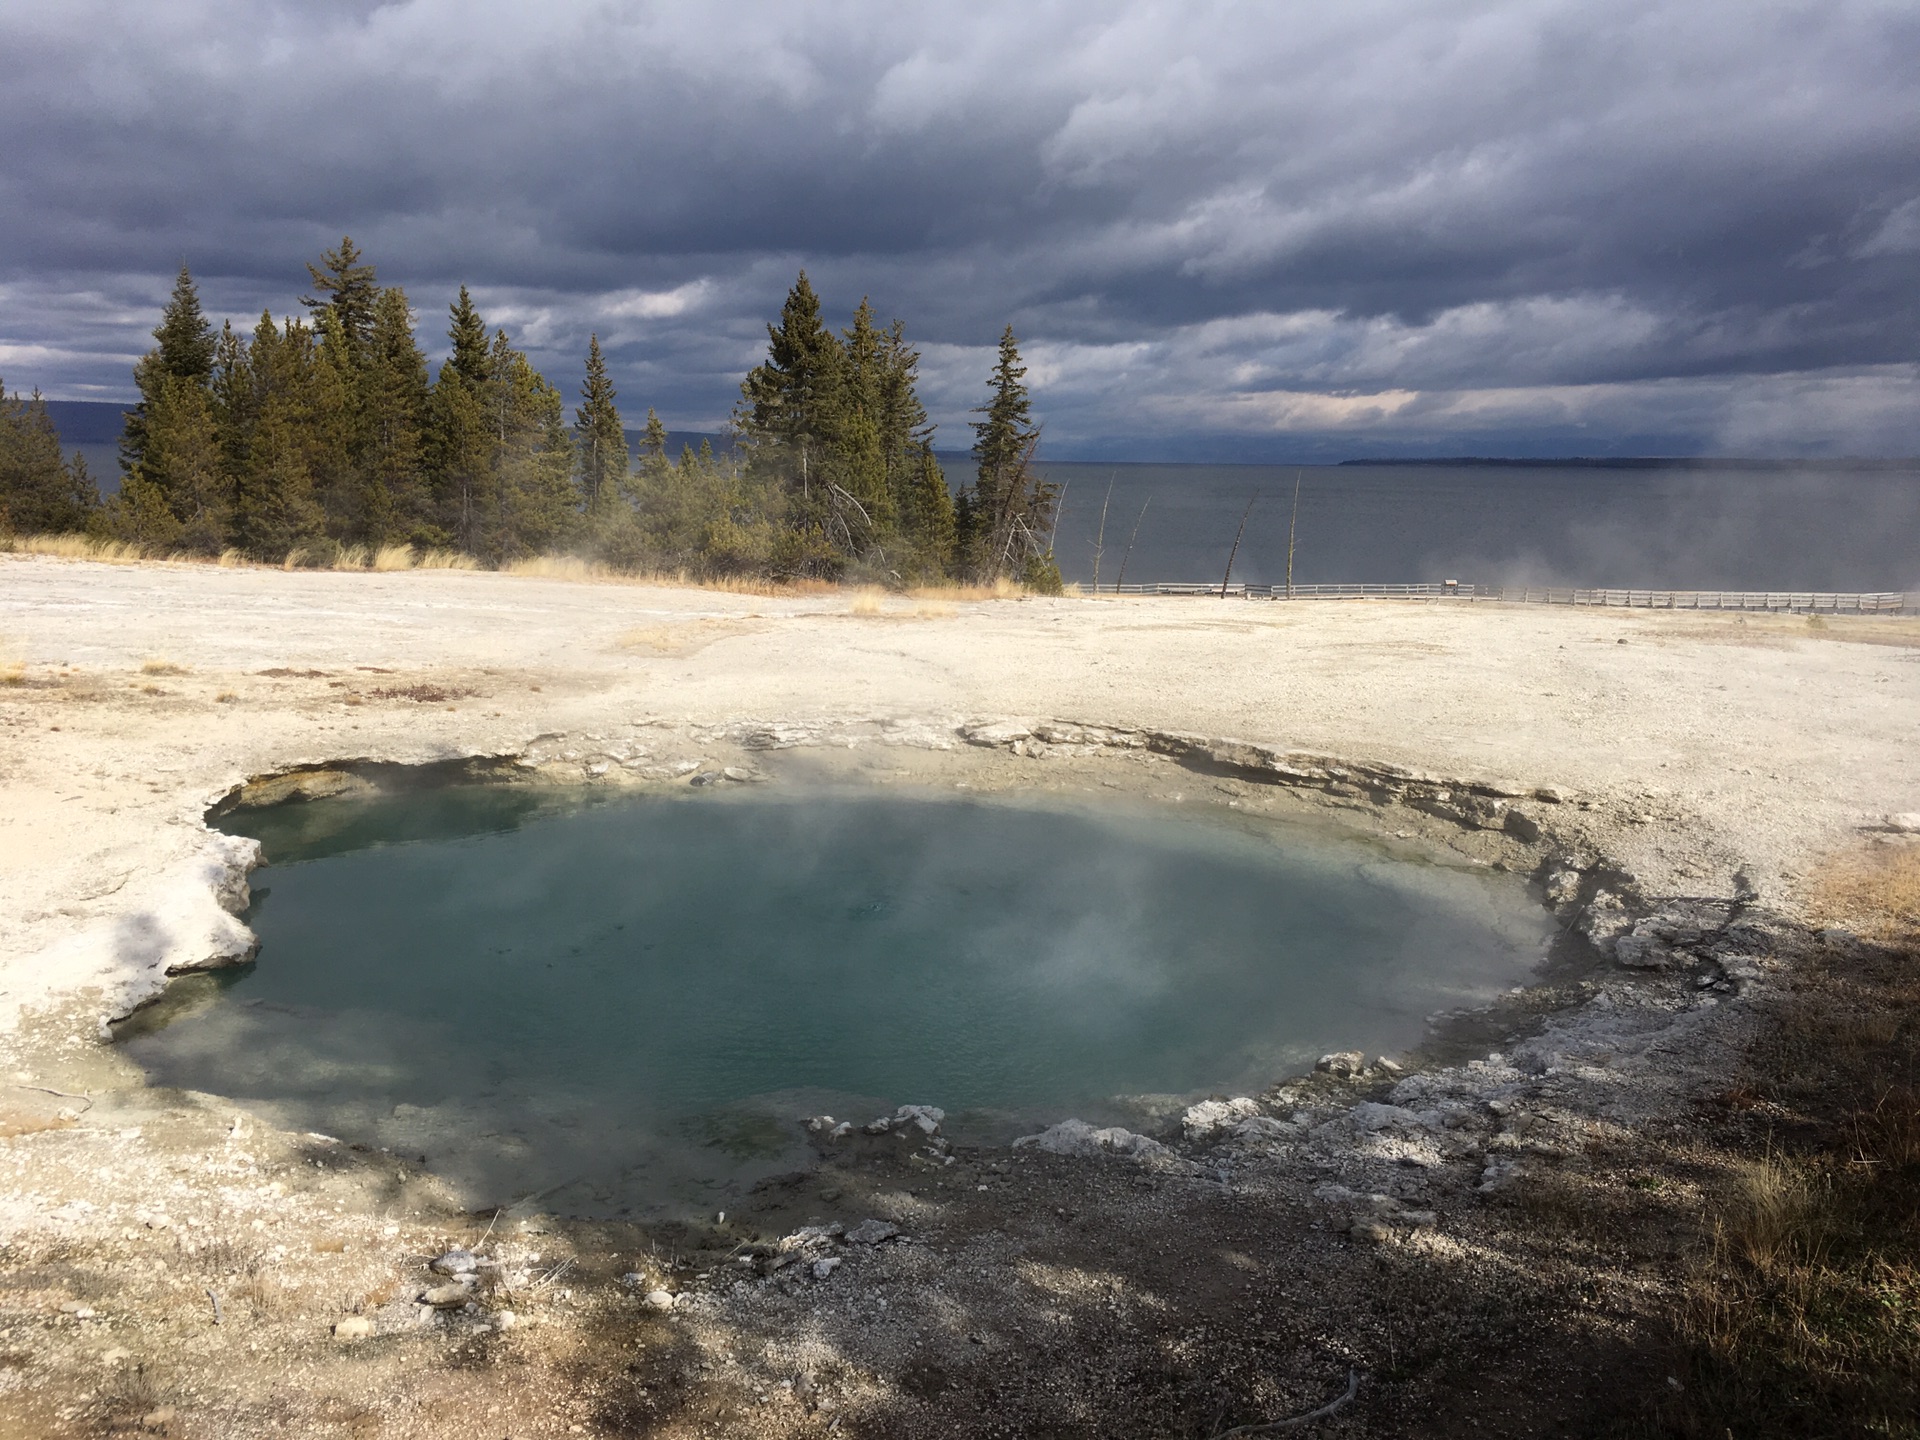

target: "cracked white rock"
[1181,1097,1264,1140]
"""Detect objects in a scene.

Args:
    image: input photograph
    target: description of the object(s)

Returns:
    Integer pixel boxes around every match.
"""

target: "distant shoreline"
[1336,455,1920,471]
[34,400,1920,472]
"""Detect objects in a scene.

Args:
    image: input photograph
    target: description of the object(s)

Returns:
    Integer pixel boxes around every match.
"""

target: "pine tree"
[122,265,216,479]
[427,294,493,554]
[360,287,431,546]
[736,271,843,494]
[210,321,256,482]
[485,329,576,560]
[899,441,956,581]
[574,334,627,513]
[831,298,892,533]
[640,408,668,462]
[0,381,98,534]
[964,325,1056,585]
[302,236,380,370]
[231,313,325,559]
[144,379,229,553]
[446,287,490,387]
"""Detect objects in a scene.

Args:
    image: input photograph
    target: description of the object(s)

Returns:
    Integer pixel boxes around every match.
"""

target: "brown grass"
[3,533,147,563]
[1652,925,1920,1437]
[907,577,1027,602]
[139,658,189,677]
[1806,842,1920,942]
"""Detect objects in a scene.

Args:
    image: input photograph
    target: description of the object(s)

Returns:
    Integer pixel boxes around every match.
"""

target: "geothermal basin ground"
[1,552,1917,1438]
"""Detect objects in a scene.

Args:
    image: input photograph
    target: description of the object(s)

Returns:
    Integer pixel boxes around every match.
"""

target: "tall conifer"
[302,237,380,369]
[122,265,216,479]
[361,287,430,545]
[574,334,627,512]
[964,326,1056,585]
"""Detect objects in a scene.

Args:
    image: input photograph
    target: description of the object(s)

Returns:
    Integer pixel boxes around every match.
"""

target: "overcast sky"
[2,0,1916,459]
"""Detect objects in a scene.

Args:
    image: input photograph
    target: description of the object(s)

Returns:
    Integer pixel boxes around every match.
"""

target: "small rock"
[1504,807,1542,843]
[643,1290,677,1312]
[1348,1217,1396,1245]
[894,1104,946,1136]
[1182,1097,1263,1140]
[101,1347,131,1365]
[1231,1115,1298,1142]
[688,771,721,787]
[1315,1050,1366,1079]
[812,1257,842,1280]
[1533,786,1572,804]
[493,1309,518,1331]
[140,1408,178,1430]
[333,1316,375,1341]
[845,1219,900,1246]
[1614,930,1671,968]
[587,762,610,777]
[962,719,1035,748]
[1349,1102,1423,1132]
[806,1115,837,1133]
[1884,812,1920,834]
[1014,1118,1173,1163]
[429,1249,478,1276]
[420,1284,473,1308]
[829,1122,852,1139]
[863,1117,893,1134]
[721,767,754,783]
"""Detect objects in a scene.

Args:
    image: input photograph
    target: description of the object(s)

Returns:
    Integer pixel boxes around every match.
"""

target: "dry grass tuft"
[848,586,887,616]
[907,576,1027,602]
[1807,843,1920,941]
[412,548,479,571]
[503,554,606,581]
[4,532,148,563]
[139,658,189,677]
[370,544,417,571]
[1716,1158,1827,1271]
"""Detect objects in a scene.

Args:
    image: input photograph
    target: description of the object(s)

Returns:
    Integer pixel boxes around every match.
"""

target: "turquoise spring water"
[120,786,1552,1216]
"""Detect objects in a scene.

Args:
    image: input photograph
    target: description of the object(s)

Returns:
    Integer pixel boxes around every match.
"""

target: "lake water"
[1031,461,1920,592]
[119,786,1551,1218]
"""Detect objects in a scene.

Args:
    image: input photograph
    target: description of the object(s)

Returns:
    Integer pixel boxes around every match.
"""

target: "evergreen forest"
[0,242,1062,590]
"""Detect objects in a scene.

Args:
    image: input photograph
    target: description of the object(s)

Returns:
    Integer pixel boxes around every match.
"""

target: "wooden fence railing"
[1082,581,1909,613]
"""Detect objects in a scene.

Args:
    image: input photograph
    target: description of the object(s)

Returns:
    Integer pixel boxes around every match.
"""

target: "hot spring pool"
[120,785,1553,1216]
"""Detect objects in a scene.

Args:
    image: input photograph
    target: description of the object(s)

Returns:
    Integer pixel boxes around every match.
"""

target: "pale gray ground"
[0,553,1916,1439]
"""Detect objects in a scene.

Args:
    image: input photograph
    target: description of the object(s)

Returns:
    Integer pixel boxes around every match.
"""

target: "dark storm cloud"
[2,0,1916,454]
